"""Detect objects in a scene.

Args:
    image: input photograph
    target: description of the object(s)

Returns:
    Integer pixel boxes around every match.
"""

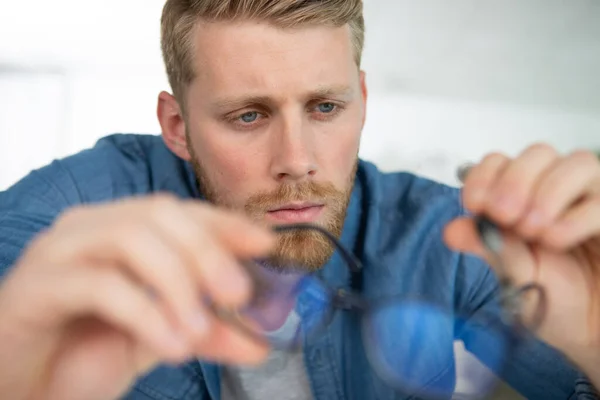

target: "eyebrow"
[212,84,354,111]
[310,84,354,99]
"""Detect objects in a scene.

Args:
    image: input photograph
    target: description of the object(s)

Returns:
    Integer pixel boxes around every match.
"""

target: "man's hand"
[0,195,274,400]
[444,143,600,383]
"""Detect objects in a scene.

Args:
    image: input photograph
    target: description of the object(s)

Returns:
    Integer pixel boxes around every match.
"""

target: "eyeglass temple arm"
[457,163,504,256]
[272,224,363,274]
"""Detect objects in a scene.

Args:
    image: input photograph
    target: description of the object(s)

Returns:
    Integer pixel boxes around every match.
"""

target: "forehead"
[189,21,358,98]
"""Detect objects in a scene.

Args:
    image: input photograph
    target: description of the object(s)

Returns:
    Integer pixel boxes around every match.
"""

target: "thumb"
[443,217,488,259]
[445,217,539,289]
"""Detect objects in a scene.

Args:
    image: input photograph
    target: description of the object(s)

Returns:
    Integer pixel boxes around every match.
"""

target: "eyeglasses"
[205,218,546,399]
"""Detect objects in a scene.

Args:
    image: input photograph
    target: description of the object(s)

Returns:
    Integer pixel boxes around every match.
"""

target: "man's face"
[183,21,367,270]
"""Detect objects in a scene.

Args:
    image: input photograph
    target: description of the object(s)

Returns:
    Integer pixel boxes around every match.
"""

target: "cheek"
[316,120,361,185]
[211,150,257,191]
[192,134,261,204]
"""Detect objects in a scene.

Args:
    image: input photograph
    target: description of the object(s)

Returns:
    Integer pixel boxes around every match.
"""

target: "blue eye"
[318,103,335,113]
[240,112,258,123]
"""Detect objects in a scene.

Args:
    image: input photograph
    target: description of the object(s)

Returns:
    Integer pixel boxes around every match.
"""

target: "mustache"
[244,181,344,213]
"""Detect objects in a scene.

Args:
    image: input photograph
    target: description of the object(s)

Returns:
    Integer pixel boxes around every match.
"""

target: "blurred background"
[1,0,599,191]
[0,1,599,397]
[0,0,599,190]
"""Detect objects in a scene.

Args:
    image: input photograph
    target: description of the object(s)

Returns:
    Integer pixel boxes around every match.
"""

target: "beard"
[186,138,356,272]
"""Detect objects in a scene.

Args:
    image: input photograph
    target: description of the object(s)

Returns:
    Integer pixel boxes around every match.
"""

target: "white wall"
[360,94,600,186]
[1,0,598,190]
[0,70,67,187]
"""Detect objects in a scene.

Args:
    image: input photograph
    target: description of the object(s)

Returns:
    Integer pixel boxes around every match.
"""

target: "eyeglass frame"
[205,221,544,398]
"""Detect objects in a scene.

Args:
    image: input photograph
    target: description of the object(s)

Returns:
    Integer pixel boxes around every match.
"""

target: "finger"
[51,197,274,331]
[485,143,558,227]
[146,198,259,307]
[190,204,276,257]
[543,196,600,250]
[59,266,193,363]
[56,196,275,259]
[191,318,270,365]
[462,153,510,214]
[443,217,487,259]
[49,222,204,342]
[445,217,538,286]
[520,150,600,238]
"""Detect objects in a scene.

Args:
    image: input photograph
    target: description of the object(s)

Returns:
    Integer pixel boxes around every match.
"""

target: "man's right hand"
[0,195,274,400]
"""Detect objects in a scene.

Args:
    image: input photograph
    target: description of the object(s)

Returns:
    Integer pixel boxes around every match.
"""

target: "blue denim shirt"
[0,134,594,399]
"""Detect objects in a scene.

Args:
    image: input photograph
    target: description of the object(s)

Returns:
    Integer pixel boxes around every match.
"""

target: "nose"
[269,114,318,182]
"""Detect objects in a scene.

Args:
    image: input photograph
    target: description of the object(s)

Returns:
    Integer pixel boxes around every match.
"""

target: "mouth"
[265,202,325,224]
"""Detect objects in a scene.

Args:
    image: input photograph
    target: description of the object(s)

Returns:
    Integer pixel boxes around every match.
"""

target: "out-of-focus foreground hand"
[0,195,274,400]
[444,143,600,385]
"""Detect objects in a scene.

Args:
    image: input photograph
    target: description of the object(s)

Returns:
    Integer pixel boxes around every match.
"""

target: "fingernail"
[465,187,486,211]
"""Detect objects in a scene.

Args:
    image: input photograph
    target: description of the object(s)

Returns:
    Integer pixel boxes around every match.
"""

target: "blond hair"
[160,0,365,108]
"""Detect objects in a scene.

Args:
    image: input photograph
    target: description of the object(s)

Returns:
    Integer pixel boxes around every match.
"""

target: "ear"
[359,70,368,129]
[157,91,191,161]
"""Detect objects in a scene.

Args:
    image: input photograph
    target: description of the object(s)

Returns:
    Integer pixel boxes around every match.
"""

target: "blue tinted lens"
[295,276,333,335]
[455,317,509,397]
[363,302,509,399]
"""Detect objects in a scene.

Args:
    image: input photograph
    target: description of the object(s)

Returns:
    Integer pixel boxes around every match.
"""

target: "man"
[1,0,600,399]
